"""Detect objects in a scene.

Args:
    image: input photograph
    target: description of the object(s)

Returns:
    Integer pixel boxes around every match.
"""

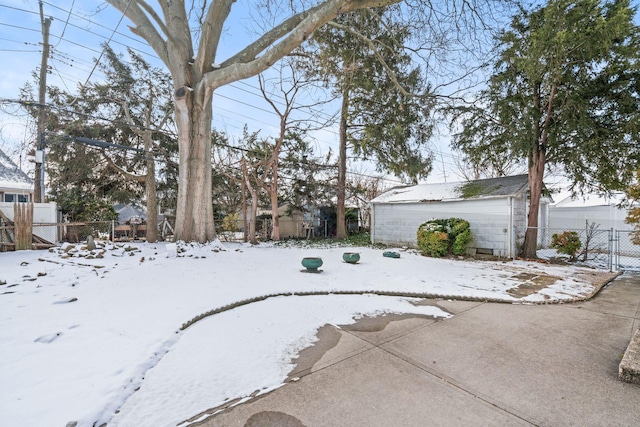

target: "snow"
[0,241,605,427]
[551,190,626,208]
[0,148,33,189]
[370,175,529,204]
[370,181,462,203]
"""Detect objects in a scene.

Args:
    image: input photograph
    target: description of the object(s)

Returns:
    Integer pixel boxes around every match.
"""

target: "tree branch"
[102,151,146,183]
[106,0,169,64]
[207,0,401,90]
[196,0,234,72]
[327,20,431,100]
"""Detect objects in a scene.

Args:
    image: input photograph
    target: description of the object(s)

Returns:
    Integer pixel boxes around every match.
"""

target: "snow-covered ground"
[0,241,609,427]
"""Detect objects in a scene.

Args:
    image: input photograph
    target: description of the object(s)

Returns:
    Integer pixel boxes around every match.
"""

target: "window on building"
[3,194,30,203]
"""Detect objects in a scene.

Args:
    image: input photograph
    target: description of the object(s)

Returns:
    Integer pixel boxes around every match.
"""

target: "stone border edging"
[180,272,621,331]
[619,328,640,384]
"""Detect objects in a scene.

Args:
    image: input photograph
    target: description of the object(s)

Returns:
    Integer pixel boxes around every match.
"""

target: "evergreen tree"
[21,46,177,242]
[625,171,640,245]
[451,0,640,258]
[309,7,434,238]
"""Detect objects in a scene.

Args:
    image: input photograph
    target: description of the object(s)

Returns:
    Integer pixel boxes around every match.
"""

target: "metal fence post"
[608,228,613,272]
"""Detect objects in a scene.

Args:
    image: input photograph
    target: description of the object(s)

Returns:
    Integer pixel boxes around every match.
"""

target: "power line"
[4,4,341,128]
[77,0,132,94]
[52,0,75,48]
[2,98,405,186]
[1,2,461,182]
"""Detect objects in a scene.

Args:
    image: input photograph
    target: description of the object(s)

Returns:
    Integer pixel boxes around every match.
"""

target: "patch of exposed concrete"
[244,411,306,427]
[341,312,437,333]
[288,324,342,380]
[507,273,560,297]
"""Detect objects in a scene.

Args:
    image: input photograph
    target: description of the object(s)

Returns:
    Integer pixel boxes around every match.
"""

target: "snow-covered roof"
[372,174,529,204]
[551,190,626,208]
[0,148,33,192]
[114,204,147,221]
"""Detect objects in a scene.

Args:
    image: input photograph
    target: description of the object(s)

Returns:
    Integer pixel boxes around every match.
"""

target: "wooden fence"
[13,203,33,250]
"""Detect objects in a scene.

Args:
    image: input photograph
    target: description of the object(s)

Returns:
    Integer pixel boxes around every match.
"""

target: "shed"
[370,174,549,258]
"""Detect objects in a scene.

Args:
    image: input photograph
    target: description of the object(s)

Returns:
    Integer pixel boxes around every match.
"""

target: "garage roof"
[372,174,530,204]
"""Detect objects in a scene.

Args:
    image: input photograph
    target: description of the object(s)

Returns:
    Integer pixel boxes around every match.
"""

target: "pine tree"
[452,0,640,258]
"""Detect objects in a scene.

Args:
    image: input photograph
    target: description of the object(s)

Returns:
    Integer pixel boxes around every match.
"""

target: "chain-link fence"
[514,225,640,271]
[0,219,177,251]
[217,218,334,242]
[515,225,613,269]
[216,217,361,242]
[615,230,640,271]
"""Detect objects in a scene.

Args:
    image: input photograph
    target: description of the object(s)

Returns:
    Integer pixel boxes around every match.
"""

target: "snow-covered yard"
[0,241,613,427]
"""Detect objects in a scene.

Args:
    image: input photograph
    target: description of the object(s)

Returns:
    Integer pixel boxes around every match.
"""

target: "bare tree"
[346,171,387,231]
[106,0,407,243]
[241,157,261,245]
[258,59,336,240]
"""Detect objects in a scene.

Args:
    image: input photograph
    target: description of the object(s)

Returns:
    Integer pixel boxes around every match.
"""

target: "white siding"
[513,196,527,228]
[372,198,516,257]
[549,205,630,231]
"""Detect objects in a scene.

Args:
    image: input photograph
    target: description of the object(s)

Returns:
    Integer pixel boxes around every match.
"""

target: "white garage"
[371,174,549,258]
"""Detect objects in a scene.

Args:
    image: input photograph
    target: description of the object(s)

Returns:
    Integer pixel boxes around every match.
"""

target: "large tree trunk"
[336,86,350,239]
[106,0,403,243]
[242,177,248,242]
[522,82,555,258]
[268,118,285,241]
[523,148,545,258]
[173,87,216,243]
[144,149,158,243]
[137,124,159,243]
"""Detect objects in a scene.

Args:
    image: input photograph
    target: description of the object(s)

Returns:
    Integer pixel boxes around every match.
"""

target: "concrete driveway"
[193,273,640,427]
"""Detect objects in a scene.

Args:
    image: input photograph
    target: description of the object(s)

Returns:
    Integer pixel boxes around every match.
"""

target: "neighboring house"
[113,204,151,241]
[370,174,550,258]
[0,148,57,243]
[0,148,33,203]
[549,191,630,231]
[114,203,147,223]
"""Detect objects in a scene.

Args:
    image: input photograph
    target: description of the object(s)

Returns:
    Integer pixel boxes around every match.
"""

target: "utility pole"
[35,1,52,203]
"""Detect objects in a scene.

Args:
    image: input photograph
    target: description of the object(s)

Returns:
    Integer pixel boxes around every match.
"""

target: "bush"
[219,213,240,241]
[551,231,582,261]
[449,218,473,255]
[417,218,473,258]
[221,213,240,233]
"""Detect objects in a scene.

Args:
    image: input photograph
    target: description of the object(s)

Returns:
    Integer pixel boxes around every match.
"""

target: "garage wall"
[371,198,516,257]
